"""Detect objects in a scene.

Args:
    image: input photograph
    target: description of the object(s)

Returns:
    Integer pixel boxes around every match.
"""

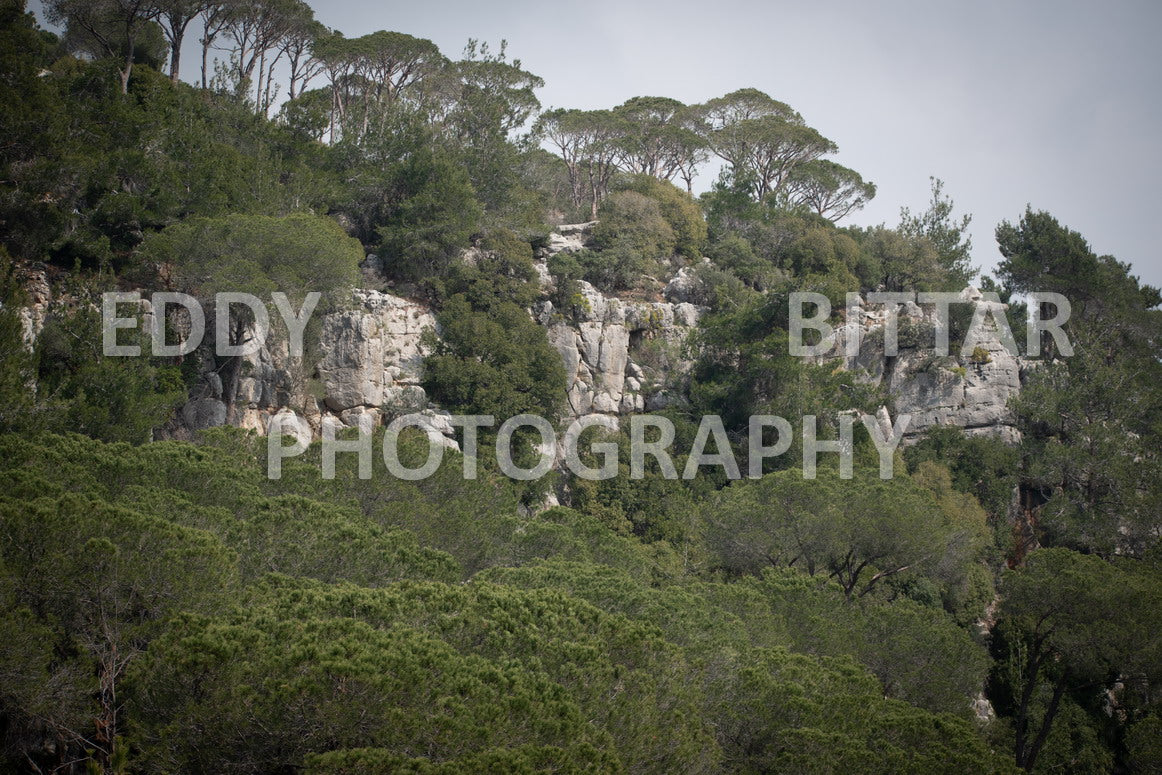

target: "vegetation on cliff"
[0,1,1160,772]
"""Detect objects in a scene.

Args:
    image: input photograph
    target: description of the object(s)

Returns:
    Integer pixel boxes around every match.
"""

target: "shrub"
[444,228,539,312]
[970,345,992,364]
[423,295,565,420]
[376,148,482,281]
[612,174,707,258]
[586,191,675,291]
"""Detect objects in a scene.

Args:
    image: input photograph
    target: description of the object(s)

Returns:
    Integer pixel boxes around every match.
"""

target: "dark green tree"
[899,177,974,288]
[996,209,1162,556]
[993,548,1162,771]
[423,295,565,420]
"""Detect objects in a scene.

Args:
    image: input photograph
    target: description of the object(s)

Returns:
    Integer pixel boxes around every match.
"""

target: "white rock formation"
[830,287,1024,443]
[316,289,435,412]
[154,222,1020,447]
[538,280,703,417]
[165,288,447,445]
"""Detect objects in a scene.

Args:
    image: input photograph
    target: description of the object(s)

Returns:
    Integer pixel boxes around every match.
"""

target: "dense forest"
[1,0,1161,772]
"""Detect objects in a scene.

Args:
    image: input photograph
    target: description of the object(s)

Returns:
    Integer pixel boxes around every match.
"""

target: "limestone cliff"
[17,223,1025,447]
[162,222,708,446]
[831,287,1024,443]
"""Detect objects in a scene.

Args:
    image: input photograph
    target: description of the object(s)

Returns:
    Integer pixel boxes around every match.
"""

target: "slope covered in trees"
[1,0,1161,772]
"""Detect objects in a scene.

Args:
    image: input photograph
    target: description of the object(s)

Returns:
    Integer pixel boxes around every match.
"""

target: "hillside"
[2,1,1162,773]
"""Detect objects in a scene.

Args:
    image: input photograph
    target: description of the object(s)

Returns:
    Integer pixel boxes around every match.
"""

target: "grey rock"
[664,266,702,304]
[181,398,227,430]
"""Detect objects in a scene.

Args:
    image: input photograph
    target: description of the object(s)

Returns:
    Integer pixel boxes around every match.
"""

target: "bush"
[376,148,482,281]
[706,234,777,289]
[143,212,363,300]
[611,174,707,258]
[585,191,675,291]
[444,228,539,311]
[422,295,565,420]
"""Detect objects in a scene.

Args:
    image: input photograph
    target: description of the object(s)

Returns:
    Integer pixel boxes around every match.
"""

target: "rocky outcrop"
[146,225,1022,445]
[831,287,1024,443]
[542,221,595,256]
[529,223,705,418]
[16,266,51,348]
[164,288,449,445]
[536,282,702,417]
[316,290,434,413]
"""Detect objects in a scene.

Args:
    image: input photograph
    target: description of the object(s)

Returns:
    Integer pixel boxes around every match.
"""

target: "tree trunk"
[119,50,133,95]
[1020,672,1068,771]
[94,644,120,771]
[288,52,300,100]
[169,25,185,84]
[255,47,267,114]
[201,37,211,89]
[1013,643,1046,768]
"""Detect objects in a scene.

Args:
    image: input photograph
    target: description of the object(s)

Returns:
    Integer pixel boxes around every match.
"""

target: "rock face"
[537,281,703,417]
[531,223,705,417]
[542,221,595,256]
[316,289,434,413]
[830,287,1024,443]
[163,288,446,445]
[161,222,706,442]
[16,266,51,348]
[153,223,1020,446]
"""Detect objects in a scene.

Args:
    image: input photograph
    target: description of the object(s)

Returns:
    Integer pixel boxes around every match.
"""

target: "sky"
[30,0,1162,289]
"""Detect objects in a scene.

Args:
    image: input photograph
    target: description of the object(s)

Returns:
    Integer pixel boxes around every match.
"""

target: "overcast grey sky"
[32,0,1162,289]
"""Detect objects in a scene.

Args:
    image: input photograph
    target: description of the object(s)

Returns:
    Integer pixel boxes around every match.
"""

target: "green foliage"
[0,274,186,442]
[446,40,546,227]
[0,51,339,268]
[226,494,461,585]
[279,86,332,141]
[1126,716,1162,775]
[687,285,879,440]
[784,158,876,222]
[706,463,991,607]
[443,228,540,311]
[851,224,954,291]
[698,88,837,202]
[130,601,611,773]
[305,744,620,774]
[0,0,67,261]
[705,233,774,290]
[585,190,676,291]
[0,249,37,431]
[997,209,1162,557]
[710,646,1010,775]
[376,147,483,281]
[995,208,1156,309]
[62,12,169,71]
[906,425,1019,538]
[611,173,707,258]
[991,548,1162,771]
[784,226,863,298]
[545,248,587,316]
[423,294,565,420]
[143,211,362,299]
[560,417,715,547]
[484,560,1008,770]
[699,171,918,298]
[0,485,239,769]
[899,177,975,287]
[687,260,756,310]
[0,428,1024,773]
